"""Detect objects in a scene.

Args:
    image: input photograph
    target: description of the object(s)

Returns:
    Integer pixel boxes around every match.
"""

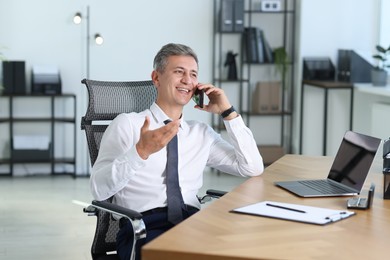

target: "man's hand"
[195,83,238,120]
[135,117,180,160]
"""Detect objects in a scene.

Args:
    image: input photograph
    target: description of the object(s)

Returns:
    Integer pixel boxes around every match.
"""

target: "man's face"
[154,55,199,108]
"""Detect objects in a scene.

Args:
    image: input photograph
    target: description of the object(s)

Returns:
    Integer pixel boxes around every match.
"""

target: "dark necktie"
[164,120,184,224]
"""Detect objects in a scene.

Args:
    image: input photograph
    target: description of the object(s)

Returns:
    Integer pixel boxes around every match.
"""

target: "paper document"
[231,201,355,225]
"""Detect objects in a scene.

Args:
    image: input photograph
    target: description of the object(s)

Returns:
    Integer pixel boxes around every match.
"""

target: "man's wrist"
[221,106,236,118]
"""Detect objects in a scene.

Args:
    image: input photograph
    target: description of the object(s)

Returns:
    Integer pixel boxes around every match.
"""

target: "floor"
[0,171,245,260]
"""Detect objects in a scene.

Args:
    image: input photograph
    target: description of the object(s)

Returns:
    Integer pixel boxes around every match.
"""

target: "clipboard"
[231,201,355,225]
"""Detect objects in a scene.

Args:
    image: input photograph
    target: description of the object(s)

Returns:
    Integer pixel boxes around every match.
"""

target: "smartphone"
[347,183,375,209]
[192,88,204,108]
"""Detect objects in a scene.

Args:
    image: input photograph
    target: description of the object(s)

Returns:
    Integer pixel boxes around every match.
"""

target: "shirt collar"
[150,102,188,131]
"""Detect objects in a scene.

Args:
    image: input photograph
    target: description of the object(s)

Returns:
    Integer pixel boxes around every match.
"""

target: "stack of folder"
[243,27,273,64]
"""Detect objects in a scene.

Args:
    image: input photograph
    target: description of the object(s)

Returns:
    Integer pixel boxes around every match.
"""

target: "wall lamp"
[73,12,82,25]
[73,6,104,78]
[94,34,104,45]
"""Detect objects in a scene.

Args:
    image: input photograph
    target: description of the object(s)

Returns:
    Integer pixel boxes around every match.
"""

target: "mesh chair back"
[81,79,156,260]
[81,79,157,166]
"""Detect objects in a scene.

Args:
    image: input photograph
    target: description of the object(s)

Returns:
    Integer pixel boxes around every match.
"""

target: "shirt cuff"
[223,114,245,132]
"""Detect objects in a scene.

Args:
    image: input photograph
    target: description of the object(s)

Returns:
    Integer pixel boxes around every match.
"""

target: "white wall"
[379,0,390,48]
[0,0,213,175]
[296,0,382,156]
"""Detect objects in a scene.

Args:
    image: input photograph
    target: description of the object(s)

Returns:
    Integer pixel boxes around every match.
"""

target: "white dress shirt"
[90,103,264,212]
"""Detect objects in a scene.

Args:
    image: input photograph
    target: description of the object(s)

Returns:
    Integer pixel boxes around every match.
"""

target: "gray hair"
[153,43,199,73]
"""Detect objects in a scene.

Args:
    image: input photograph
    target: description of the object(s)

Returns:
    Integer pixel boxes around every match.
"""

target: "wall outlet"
[261,0,281,12]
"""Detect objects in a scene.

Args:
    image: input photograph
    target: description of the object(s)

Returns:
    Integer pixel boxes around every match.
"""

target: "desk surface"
[302,80,354,89]
[354,83,390,97]
[143,155,390,260]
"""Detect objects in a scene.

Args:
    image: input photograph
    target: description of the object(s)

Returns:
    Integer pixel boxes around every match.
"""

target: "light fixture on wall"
[73,6,104,78]
[73,12,82,25]
[94,34,104,45]
[73,6,104,176]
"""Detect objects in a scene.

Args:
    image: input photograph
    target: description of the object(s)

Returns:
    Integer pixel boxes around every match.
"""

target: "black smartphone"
[347,183,375,209]
[192,88,204,108]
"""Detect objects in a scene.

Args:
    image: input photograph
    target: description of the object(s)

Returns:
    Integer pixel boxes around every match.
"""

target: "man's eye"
[191,73,198,78]
[175,70,184,74]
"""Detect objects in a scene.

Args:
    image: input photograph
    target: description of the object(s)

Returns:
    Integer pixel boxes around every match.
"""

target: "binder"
[243,27,259,63]
[337,49,373,83]
[220,0,234,32]
[220,0,244,32]
[255,28,265,63]
[233,0,244,32]
[262,32,274,63]
[243,27,271,63]
[231,201,355,225]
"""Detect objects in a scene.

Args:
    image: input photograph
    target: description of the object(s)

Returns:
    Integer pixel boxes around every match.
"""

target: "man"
[90,43,264,260]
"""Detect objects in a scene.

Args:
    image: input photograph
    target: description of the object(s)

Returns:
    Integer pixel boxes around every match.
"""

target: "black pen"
[266,203,306,213]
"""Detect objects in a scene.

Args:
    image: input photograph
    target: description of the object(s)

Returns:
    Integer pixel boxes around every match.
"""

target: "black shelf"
[0,94,77,177]
[245,10,295,14]
[212,0,296,164]
[241,110,292,116]
[213,79,250,83]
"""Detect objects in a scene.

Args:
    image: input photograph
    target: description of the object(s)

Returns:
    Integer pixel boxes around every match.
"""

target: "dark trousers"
[116,206,199,260]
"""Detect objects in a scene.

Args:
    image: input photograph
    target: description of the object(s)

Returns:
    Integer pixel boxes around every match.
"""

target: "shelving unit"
[0,94,76,177]
[212,0,296,165]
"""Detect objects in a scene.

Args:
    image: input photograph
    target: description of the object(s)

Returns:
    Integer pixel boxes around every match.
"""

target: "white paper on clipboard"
[231,201,355,225]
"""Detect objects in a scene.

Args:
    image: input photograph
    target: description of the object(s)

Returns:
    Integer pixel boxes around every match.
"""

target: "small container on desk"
[383,138,390,199]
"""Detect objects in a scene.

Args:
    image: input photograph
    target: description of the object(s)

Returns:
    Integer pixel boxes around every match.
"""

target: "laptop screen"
[328,131,381,191]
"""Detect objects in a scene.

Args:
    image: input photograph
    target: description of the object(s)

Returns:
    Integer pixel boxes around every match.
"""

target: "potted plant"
[372,44,390,86]
[273,46,289,85]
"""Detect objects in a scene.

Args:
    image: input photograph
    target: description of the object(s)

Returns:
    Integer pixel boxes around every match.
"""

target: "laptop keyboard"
[298,180,352,194]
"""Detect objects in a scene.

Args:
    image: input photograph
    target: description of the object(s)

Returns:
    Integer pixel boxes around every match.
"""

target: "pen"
[266,203,306,213]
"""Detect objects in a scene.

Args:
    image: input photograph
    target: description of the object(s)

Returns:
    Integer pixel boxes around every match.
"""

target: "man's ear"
[151,70,159,87]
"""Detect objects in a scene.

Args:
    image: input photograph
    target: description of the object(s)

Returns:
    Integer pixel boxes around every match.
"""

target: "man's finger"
[140,116,150,133]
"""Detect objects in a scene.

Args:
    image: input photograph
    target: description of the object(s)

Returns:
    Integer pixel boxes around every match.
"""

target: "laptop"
[275,131,381,197]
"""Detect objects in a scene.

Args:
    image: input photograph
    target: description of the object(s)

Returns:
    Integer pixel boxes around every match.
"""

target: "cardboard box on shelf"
[252,81,281,114]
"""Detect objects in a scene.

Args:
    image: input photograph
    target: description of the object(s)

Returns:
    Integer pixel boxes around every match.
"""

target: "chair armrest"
[87,200,146,243]
[91,200,143,220]
[206,189,227,197]
[83,200,146,260]
[198,189,227,204]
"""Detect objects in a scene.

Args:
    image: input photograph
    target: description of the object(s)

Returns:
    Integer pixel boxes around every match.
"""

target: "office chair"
[80,78,226,260]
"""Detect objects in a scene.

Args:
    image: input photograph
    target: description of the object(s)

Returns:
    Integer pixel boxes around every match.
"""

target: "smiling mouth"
[177,87,191,93]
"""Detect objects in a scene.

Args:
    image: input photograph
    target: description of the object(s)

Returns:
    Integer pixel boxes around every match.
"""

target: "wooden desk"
[143,155,390,260]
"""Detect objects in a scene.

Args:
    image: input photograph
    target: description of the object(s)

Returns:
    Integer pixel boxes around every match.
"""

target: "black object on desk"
[337,49,373,83]
[347,183,375,209]
[303,57,335,81]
